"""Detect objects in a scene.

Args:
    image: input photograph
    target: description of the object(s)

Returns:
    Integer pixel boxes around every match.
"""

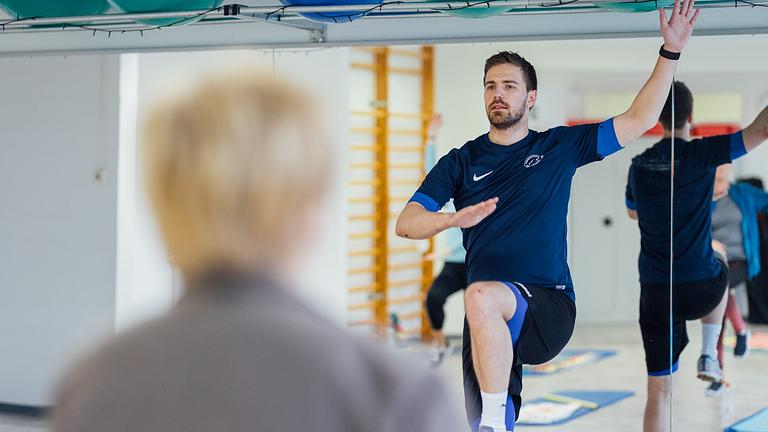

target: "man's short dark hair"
[738,177,765,191]
[660,81,693,131]
[483,51,537,92]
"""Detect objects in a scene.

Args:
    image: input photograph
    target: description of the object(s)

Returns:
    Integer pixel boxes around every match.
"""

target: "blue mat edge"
[725,407,768,432]
[516,390,634,427]
[523,350,618,377]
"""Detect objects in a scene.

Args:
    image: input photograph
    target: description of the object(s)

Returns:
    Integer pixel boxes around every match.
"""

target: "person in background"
[53,70,464,432]
[425,200,467,367]
[421,114,468,367]
[708,164,768,395]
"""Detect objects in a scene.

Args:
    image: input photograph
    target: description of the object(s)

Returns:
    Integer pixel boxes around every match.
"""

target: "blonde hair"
[142,70,334,279]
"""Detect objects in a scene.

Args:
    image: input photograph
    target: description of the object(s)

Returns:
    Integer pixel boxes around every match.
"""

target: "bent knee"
[465,281,517,322]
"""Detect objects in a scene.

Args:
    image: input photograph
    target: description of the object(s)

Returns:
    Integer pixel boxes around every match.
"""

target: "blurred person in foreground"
[53,70,464,432]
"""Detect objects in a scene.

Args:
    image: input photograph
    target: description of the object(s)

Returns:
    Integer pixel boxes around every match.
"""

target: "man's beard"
[487,102,526,130]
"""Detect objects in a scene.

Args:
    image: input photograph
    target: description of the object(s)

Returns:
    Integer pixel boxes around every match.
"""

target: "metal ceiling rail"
[1,0,764,33]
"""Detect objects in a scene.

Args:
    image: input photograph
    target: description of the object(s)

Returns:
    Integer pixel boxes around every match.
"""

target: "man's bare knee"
[465,281,517,323]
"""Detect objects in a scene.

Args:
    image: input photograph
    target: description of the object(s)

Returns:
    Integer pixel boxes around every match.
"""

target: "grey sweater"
[54,273,464,432]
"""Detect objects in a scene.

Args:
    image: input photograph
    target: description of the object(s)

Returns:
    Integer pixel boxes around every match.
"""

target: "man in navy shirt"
[396,1,700,430]
[626,82,768,431]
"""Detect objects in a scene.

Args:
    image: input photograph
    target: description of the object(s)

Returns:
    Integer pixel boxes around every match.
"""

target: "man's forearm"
[615,54,679,145]
[395,203,453,240]
[744,105,768,152]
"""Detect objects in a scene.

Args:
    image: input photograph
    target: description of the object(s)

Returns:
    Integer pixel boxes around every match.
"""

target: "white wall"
[120,48,351,325]
[0,55,120,406]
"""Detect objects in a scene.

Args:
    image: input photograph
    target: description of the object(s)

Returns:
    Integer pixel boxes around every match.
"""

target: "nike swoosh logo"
[473,171,493,181]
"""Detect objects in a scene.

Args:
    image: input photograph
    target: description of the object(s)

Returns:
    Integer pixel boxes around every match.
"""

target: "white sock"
[480,390,508,431]
[701,323,721,358]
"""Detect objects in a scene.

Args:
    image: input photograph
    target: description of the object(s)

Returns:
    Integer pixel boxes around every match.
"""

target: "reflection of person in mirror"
[709,164,768,395]
[53,71,465,432]
[422,114,469,368]
[425,200,467,368]
[625,81,768,430]
[396,1,701,430]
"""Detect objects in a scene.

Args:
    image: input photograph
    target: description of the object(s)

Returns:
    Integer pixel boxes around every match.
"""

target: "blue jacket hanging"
[729,182,768,279]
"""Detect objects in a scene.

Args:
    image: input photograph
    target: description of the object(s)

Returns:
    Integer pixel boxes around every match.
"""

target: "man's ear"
[528,89,537,111]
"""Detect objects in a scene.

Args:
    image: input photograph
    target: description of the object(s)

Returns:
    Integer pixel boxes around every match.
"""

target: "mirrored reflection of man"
[626,81,768,430]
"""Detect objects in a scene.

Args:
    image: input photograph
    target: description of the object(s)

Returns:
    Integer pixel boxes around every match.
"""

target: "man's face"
[483,63,536,130]
[713,163,732,201]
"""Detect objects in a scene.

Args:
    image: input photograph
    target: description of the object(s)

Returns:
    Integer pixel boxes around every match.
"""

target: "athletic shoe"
[734,330,751,359]
[706,381,725,397]
[429,346,446,368]
[429,343,454,368]
[697,354,724,383]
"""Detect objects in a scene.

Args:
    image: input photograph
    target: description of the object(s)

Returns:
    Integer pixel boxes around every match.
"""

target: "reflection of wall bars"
[347,46,435,339]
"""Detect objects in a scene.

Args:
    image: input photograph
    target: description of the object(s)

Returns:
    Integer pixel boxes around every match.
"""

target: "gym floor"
[434,323,768,432]
[0,323,765,432]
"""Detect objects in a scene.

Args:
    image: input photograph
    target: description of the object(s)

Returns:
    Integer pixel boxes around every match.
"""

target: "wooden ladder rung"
[349,214,378,221]
[389,246,420,254]
[348,319,379,326]
[348,248,379,257]
[351,62,377,71]
[348,301,376,311]
[389,146,422,153]
[390,179,423,186]
[389,278,423,289]
[350,162,381,170]
[348,283,378,294]
[390,163,423,170]
[387,294,423,305]
[388,262,422,271]
[389,67,421,75]
[350,145,379,152]
[350,127,381,134]
[348,179,381,186]
[390,128,422,136]
[350,110,433,120]
[348,266,377,275]
[388,48,425,59]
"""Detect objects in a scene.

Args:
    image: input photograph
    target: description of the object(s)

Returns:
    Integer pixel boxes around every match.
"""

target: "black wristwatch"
[659,45,681,60]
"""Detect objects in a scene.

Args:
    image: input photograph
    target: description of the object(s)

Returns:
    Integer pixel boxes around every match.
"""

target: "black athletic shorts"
[639,258,728,375]
[462,282,576,431]
[727,259,747,288]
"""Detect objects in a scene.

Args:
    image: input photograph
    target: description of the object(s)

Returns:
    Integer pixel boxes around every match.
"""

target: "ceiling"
[0,1,765,55]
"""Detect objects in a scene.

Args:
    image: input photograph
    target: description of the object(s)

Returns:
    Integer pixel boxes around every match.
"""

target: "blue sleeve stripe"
[408,192,439,212]
[597,117,623,158]
[648,361,679,376]
[626,198,636,210]
[730,130,747,160]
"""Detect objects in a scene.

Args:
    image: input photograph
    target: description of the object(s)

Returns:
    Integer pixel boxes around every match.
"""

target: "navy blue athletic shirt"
[625,132,746,284]
[409,119,622,301]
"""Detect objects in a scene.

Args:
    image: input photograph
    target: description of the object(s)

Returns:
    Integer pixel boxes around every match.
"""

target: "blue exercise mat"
[523,350,617,376]
[516,390,634,426]
[726,408,768,432]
